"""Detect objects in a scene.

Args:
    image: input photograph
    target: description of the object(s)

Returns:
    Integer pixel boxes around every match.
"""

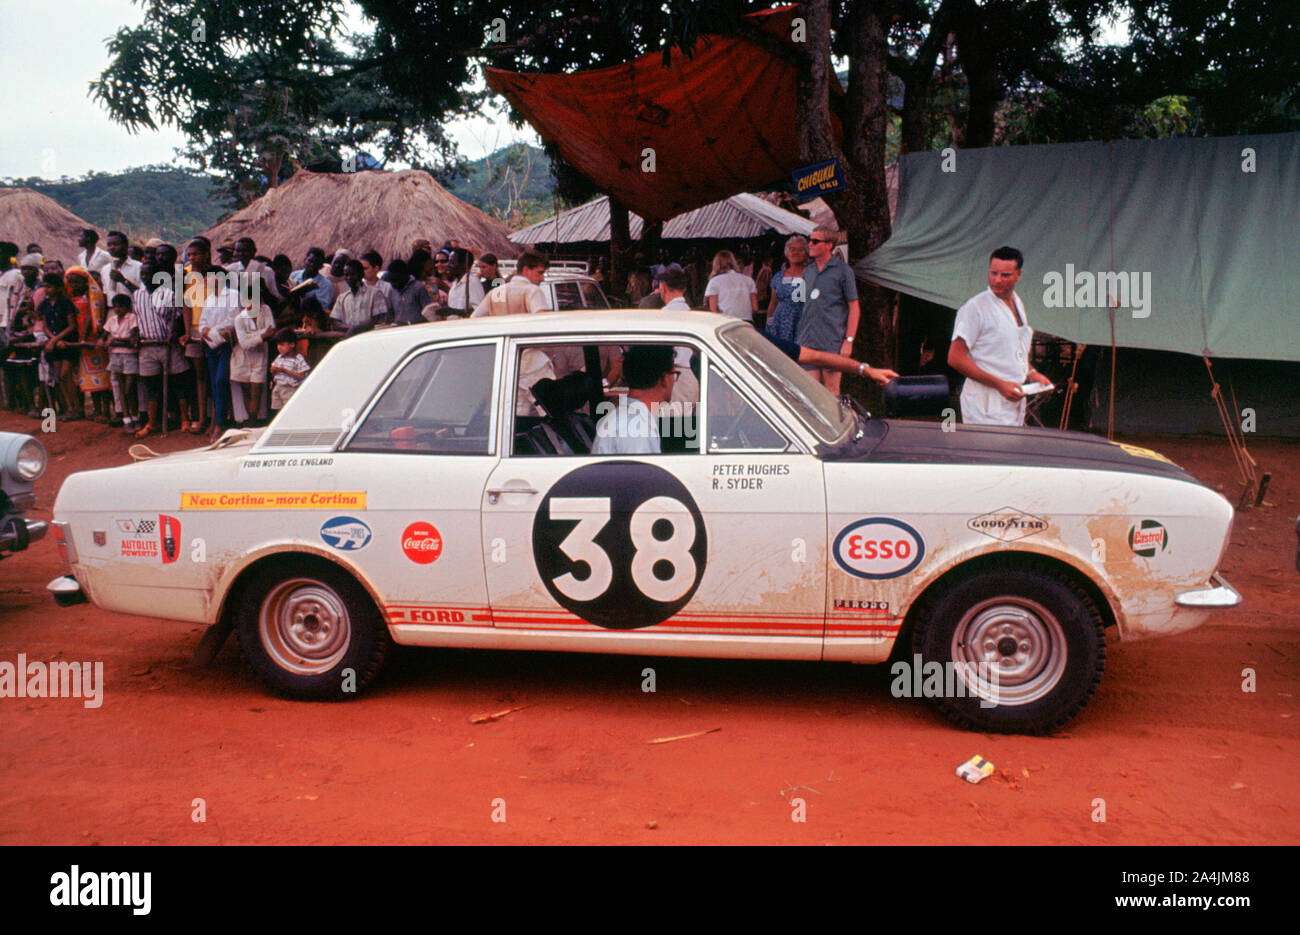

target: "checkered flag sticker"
[135,519,156,535]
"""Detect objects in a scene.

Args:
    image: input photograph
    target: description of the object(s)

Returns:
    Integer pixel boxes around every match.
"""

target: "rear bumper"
[0,517,47,553]
[47,574,88,607]
[1174,573,1242,609]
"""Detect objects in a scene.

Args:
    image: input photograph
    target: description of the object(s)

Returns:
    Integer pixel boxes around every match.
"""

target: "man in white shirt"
[655,268,699,405]
[102,231,143,304]
[199,277,243,439]
[331,260,387,332]
[228,237,281,306]
[74,229,112,289]
[592,345,677,455]
[360,251,394,318]
[471,253,550,317]
[948,246,1052,425]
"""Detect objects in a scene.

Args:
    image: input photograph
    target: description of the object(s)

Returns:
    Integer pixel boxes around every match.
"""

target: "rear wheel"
[234,561,389,699]
[911,565,1105,733]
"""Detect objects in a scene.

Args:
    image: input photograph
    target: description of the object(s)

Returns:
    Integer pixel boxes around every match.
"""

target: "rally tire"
[234,560,390,700]
[911,564,1105,734]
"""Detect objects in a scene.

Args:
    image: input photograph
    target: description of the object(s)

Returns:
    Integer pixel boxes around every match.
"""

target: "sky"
[0,0,538,181]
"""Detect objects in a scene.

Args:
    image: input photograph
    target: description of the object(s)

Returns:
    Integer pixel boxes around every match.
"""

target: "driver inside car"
[591,344,676,455]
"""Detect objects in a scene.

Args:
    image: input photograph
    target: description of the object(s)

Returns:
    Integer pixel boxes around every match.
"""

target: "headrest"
[531,370,598,418]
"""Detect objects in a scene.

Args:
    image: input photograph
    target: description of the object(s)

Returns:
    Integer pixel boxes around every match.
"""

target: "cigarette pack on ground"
[957,755,995,784]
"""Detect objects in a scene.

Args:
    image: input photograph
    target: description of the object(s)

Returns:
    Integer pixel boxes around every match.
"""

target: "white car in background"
[47,311,1239,733]
[498,261,612,311]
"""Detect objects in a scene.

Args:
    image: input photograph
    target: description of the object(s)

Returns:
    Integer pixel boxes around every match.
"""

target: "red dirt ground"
[1,410,1296,845]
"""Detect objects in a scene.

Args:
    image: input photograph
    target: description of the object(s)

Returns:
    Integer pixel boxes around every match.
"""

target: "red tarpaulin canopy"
[486,6,840,222]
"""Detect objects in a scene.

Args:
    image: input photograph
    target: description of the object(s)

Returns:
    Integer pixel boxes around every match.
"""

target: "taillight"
[52,521,77,563]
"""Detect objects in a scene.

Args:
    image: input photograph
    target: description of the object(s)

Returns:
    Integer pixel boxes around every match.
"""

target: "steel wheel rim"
[258,578,351,675]
[950,596,1067,706]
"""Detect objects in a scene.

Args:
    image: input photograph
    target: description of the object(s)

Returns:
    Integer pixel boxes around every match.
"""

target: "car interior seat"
[530,371,602,454]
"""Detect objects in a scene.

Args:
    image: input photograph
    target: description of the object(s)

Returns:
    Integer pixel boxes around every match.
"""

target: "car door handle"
[487,486,538,505]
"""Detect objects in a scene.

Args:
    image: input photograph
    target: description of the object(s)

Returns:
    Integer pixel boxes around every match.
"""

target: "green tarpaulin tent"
[857,133,1300,363]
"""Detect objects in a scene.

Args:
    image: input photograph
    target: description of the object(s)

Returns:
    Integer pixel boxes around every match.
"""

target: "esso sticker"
[833,518,925,579]
[402,522,443,564]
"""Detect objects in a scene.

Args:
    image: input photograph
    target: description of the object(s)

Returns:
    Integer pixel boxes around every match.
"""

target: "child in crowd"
[1,306,43,417]
[232,297,276,427]
[269,328,309,411]
[99,294,140,432]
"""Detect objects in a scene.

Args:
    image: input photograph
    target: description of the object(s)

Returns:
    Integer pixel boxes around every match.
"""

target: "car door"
[334,338,502,640]
[480,335,827,658]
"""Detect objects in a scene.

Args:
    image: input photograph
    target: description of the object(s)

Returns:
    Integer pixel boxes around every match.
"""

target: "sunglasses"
[809,237,833,244]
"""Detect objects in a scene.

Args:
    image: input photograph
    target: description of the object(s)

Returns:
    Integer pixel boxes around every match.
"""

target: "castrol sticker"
[833,518,925,580]
[402,522,443,564]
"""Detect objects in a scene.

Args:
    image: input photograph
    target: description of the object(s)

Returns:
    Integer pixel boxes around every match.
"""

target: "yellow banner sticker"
[1114,443,1174,464]
[180,491,367,510]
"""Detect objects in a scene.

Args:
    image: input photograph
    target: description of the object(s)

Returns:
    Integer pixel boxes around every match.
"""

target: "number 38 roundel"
[532,462,708,629]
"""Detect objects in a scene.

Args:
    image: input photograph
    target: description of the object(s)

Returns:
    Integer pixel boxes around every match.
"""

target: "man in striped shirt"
[131,261,191,437]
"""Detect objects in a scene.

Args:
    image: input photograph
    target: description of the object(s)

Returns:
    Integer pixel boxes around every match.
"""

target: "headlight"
[15,438,46,481]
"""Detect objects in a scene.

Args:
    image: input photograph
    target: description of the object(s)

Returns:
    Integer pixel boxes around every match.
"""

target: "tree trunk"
[794,0,897,403]
[608,196,632,304]
[898,0,956,155]
[953,6,1002,148]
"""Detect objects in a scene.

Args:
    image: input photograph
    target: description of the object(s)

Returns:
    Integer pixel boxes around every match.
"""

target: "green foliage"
[0,166,225,243]
[93,1,472,205]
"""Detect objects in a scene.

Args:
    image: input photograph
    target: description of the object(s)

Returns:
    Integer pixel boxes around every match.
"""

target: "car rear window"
[345,343,497,454]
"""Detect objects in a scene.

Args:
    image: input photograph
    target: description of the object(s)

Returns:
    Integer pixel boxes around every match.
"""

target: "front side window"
[719,322,852,444]
[511,341,701,457]
[706,366,789,452]
[346,343,496,454]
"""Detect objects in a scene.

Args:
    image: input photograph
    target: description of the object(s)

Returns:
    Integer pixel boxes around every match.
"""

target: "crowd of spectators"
[0,226,843,442]
[0,232,519,440]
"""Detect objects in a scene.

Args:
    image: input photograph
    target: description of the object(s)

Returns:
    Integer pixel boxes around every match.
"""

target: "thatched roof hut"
[202,169,517,264]
[0,188,103,268]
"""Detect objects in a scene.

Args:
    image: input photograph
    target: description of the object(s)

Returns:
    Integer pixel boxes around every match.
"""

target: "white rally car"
[47,310,1239,733]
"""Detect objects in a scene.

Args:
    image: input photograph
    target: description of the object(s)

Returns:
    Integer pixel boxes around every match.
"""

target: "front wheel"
[234,561,390,699]
[911,565,1105,734]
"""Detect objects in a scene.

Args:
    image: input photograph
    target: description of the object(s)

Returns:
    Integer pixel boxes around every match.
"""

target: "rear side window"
[578,282,610,308]
[552,282,582,310]
[346,343,497,454]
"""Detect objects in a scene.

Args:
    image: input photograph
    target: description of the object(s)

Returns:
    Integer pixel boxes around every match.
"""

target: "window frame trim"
[500,332,808,459]
[339,336,504,457]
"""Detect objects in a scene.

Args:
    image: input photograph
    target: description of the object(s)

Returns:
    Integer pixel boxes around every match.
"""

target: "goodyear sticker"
[180,491,366,510]
[320,515,372,551]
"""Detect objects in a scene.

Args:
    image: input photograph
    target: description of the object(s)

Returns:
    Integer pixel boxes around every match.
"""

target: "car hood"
[822,418,1201,484]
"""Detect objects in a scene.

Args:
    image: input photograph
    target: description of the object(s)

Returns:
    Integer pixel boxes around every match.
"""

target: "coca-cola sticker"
[402,522,442,564]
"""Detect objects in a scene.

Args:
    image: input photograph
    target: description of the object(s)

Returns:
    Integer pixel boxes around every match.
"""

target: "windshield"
[719,323,854,444]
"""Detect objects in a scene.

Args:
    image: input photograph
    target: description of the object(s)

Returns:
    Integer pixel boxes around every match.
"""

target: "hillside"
[1,146,563,245]
[442,144,560,227]
[0,166,228,244]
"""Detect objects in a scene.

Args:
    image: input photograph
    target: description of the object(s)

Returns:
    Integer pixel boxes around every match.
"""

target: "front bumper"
[1174,573,1242,608]
[0,516,47,554]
